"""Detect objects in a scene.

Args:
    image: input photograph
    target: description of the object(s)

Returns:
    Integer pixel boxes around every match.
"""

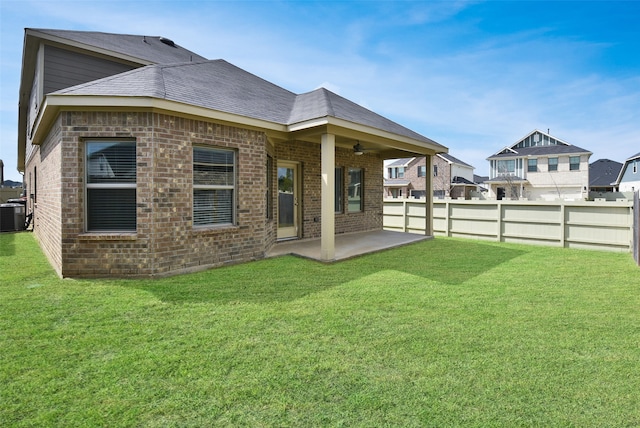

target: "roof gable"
[489,129,591,160]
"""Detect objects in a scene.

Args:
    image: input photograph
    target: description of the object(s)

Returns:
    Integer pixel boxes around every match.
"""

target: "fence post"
[445,199,451,237]
[631,190,640,266]
[560,202,566,248]
[403,198,407,233]
[496,200,502,242]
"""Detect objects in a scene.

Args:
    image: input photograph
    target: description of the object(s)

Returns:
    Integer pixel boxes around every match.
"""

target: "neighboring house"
[589,159,622,193]
[433,153,476,199]
[473,174,489,193]
[383,153,476,199]
[613,152,640,192]
[384,157,425,198]
[17,28,447,277]
[486,129,592,200]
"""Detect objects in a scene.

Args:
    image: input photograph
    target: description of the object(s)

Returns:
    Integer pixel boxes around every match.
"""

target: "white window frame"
[569,156,580,171]
[85,140,137,232]
[193,146,236,227]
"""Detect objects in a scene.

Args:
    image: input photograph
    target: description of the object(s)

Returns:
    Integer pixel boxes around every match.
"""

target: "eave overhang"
[28,95,448,162]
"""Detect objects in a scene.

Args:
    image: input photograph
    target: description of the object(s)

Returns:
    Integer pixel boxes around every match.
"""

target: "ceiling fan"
[352,141,372,155]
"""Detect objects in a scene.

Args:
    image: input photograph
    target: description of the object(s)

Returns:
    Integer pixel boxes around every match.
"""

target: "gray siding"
[620,159,640,183]
[43,45,134,94]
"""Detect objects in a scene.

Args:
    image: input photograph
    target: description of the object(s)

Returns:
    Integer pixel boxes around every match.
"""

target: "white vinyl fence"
[384,198,635,252]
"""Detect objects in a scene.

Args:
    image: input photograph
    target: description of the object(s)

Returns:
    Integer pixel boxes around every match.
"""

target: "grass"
[1,232,639,427]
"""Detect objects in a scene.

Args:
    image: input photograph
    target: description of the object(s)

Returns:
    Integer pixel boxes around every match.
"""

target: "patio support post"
[321,133,335,260]
[425,154,434,236]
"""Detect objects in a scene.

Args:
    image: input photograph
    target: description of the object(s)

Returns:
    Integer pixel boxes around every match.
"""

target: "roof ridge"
[319,87,336,117]
[51,65,167,98]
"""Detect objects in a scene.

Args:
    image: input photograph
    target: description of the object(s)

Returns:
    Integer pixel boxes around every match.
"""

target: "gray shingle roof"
[386,158,414,167]
[53,60,443,145]
[33,29,207,64]
[589,159,623,187]
[488,144,591,159]
[452,176,476,185]
[290,88,438,144]
[384,179,412,187]
[54,60,297,124]
[439,153,473,168]
[486,175,527,183]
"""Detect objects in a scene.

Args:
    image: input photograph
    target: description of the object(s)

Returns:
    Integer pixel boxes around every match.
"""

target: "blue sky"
[1,0,639,182]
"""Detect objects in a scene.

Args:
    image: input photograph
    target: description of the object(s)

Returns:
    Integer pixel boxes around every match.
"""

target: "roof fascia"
[31,95,290,145]
[289,116,447,156]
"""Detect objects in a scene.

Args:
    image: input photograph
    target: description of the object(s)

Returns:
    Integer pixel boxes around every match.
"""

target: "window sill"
[79,232,137,241]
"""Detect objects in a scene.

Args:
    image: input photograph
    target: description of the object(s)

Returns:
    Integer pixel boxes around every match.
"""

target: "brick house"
[486,130,592,200]
[17,29,447,277]
[384,153,476,199]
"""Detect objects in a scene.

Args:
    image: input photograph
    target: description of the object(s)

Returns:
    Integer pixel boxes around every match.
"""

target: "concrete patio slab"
[266,230,431,262]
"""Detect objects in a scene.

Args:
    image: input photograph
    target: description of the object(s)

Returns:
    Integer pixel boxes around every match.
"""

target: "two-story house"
[384,157,426,198]
[384,153,476,199]
[486,130,592,200]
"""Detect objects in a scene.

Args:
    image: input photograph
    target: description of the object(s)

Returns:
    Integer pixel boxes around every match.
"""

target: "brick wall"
[26,116,63,276]
[29,110,385,277]
[275,141,383,239]
[31,111,269,277]
[433,155,452,197]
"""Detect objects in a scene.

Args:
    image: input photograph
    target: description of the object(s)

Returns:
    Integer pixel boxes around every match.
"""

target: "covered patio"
[266,230,431,262]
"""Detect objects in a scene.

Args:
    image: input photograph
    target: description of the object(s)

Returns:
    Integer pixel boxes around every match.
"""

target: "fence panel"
[383,198,634,253]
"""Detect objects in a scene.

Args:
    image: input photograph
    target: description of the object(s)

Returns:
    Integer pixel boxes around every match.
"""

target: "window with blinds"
[193,146,235,226]
[86,140,136,231]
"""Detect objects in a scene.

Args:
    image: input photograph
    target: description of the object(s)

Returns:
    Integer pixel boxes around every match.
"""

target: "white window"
[193,147,235,226]
[570,156,580,171]
[86,140,137,231]
[418,165,426,177]
[497,159,515,174]
[548,157,558,172]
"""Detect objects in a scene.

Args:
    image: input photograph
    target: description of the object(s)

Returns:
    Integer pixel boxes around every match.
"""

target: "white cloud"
[1,0,638,182]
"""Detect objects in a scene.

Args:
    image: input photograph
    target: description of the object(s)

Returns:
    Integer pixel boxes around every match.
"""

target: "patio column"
[321,133,335,260]
[425,154,434,236]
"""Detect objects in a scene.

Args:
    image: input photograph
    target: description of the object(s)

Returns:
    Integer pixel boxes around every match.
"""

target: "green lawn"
[1,232,639,427]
